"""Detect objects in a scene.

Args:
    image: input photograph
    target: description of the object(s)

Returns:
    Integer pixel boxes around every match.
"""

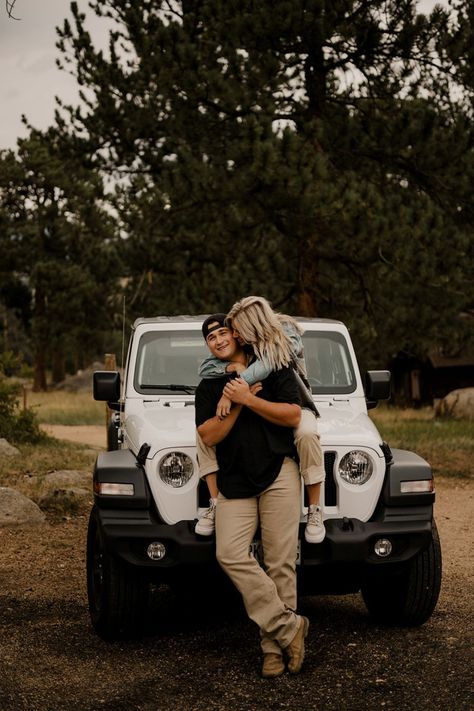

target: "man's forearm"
[243,395,301,428]
[197,405,242,446]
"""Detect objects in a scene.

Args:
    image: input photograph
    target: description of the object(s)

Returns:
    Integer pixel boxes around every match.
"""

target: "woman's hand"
[223,378,253,405]
[216,395,232,419]
[249,382,263,396]
[225,362,246,374]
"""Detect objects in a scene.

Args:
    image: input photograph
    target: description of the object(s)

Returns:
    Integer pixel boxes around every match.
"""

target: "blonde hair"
[226,296,300,371]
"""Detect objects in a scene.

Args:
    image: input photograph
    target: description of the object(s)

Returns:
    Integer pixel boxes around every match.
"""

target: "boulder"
[435,387,474,421]
[0,487,46,526]
[21,469,92,498]
[38,487,91,514]
[0,438,20,457]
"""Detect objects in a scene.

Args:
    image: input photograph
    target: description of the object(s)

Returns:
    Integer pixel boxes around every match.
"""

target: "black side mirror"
[93,371,121,402]
[365,370,391,409]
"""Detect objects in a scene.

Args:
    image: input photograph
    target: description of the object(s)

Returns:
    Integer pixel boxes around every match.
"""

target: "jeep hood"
[316,401,383,451]
[124,400,197,457]
[124,398,383,458]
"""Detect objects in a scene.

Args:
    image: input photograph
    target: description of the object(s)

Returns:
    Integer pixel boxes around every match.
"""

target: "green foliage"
[0,351,24,377]
[3,0,474,374]
[0,129,122,388]
[0,379,45,444]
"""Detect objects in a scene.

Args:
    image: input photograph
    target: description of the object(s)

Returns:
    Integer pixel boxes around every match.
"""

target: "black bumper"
[300,517,432,566]
[96,506,434,574]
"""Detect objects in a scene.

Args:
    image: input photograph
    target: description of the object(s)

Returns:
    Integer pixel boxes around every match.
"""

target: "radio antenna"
[120,295,126,404]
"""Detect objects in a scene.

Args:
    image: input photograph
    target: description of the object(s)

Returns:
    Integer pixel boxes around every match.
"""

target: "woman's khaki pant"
[196,408,325,485]
[215,458,301,654]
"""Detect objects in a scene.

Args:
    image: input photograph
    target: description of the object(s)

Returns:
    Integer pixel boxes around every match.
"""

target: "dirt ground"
[40,424,106,448]
[0,427,473,710]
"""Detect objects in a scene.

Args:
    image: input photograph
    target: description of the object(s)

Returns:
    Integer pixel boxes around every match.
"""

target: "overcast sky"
[0,0,442,151]
[0,0,110,149]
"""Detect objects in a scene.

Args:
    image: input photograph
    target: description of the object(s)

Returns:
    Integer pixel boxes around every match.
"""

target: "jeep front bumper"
[96,506,434,579]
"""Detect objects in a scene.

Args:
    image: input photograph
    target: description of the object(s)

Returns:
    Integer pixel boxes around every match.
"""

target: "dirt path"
[41,424,106,448]
[0,477,472,710]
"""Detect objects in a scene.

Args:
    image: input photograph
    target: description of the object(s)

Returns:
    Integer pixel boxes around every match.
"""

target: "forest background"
[0,0,472,393]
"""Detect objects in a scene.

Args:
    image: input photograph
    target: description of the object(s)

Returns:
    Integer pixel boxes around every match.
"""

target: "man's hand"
[225,362,246,375]
[223,377,254,405]
[216,394,232,419]
[223,376,300,429]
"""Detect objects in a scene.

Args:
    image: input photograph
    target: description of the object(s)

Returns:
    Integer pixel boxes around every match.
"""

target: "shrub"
[0,378,45,444]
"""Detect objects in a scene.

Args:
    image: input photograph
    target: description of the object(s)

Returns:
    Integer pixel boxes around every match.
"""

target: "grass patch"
[25,389,105,426]
[0,437,98,488]
[370,406,473,480]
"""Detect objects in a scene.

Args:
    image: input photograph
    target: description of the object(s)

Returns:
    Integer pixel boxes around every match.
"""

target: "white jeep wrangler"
[89,316,441,639]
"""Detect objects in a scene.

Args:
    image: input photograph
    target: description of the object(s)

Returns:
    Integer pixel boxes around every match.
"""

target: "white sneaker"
[195,498,217,536]
[305,505,325,544]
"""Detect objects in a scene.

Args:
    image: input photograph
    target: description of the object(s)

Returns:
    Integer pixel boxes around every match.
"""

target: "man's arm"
[197,405,243,446]
[222,378,301,428]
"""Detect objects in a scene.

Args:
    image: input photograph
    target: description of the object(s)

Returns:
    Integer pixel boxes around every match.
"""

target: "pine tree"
[52,0,473,363]
[0,130,120,389]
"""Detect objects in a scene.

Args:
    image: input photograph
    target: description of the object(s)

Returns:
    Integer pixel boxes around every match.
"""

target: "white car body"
[120,318,386,525]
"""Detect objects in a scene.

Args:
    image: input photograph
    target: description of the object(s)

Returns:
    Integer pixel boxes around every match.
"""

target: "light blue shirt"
[198,322,303,384]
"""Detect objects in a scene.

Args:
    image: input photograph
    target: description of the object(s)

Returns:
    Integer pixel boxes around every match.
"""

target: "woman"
[196,296,325,544]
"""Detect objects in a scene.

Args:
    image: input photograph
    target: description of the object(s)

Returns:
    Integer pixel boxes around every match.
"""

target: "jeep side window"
[303,331,356,394]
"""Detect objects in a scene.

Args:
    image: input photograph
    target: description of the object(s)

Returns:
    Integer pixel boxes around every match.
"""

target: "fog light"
[374,538,392,557]
[147,542,166,561]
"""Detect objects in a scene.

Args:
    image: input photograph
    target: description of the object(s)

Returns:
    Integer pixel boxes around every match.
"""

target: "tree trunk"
[51,348,66,384]
[33,346,48,392]
[32,284,48,392]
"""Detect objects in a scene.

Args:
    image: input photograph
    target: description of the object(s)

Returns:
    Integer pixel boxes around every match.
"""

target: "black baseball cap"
[202,313,227,340]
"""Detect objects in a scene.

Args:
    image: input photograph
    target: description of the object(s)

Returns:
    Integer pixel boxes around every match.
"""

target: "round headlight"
[158,451,194,488]
[339,450,373,485]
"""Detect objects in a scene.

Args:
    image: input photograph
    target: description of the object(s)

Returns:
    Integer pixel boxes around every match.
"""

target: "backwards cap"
[202,313,227,340]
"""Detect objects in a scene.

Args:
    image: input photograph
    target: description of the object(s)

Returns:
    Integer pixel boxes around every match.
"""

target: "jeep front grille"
[323,452,337,505]
[303,451,336,506]
[198,451,338,509]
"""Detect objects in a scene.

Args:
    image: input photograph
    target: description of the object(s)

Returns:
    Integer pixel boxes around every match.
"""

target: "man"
[195,313,309,678]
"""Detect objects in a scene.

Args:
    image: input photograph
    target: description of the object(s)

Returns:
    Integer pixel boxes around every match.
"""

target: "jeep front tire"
[361,521,442,626]
[86,507,149,639]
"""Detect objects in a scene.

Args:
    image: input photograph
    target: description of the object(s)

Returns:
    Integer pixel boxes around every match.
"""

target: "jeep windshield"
[134,328,357,396]
[134,331,208,394]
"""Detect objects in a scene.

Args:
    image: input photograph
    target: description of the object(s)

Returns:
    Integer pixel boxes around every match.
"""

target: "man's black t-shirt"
[195,367,300,498]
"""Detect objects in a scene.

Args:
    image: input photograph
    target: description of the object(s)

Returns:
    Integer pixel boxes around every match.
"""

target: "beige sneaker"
[262,653,285,678]
[285,615,309,674]
[305,505,325,544]
[195,498,217,536]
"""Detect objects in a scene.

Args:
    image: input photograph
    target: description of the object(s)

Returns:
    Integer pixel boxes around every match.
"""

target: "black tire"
[86,507,149,640]
[361,520,442,626]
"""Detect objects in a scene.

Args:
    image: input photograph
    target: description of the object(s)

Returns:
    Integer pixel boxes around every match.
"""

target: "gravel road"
[0,477,472,711]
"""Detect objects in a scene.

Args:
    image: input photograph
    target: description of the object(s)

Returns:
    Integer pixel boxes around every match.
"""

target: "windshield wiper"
[140,384,197,394]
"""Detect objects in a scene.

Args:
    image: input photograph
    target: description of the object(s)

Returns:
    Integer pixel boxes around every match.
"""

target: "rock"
[43,470,92,489]
[19,470,92,517]
[435,388,474,421]
[0,439,21,457]
[38,487,91,514]
[21,470,92,497]
[0,487,46,526]
[53,361,107,392]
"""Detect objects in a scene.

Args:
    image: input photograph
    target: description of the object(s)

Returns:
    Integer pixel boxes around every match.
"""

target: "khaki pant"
[196,408,325,485]
[215,458,301,653]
